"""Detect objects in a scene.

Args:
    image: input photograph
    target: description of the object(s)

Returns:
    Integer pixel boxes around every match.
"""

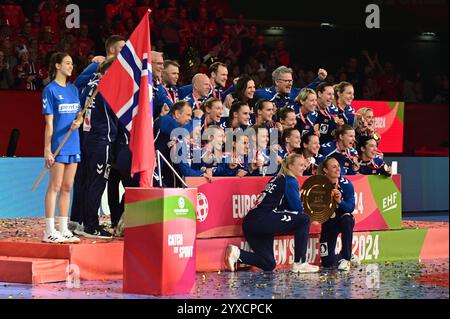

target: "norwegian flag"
[98,10,154,187]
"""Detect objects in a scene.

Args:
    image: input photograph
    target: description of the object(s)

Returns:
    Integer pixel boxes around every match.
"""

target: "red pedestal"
[123,187,197,296]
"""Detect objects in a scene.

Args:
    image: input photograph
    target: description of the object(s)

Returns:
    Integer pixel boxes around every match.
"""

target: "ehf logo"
[174,197,188,215]
[196,192,209,222]
[178,197,185,209]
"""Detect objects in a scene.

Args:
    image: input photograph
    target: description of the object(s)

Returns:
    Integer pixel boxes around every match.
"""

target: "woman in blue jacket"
[317,157,360,271]
[224,153,319,273]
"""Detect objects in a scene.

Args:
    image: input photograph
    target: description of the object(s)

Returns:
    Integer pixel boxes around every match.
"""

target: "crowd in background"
[0,0,448,103]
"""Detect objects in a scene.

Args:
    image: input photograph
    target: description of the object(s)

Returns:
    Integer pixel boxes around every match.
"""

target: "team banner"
[186,175,402,239]
[196,223,449,273]
[123,188,197,295]
[353,100,404,153]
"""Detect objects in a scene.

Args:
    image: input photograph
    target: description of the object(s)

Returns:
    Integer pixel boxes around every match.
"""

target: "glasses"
[277,79,293,83]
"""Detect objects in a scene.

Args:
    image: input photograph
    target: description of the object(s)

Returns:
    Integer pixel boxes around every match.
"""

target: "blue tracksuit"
[337,104,356,127]
[183,93,207,110]
[316,104,339,144]
[358,157,391,176]
[238,174,311,271]
[154,114,193,187]
[320,177,356,267]
[78,74,120,230]
[320,141,359,176]
[294,110,318,137]
[154,83,179,117]
[74,62,99,93]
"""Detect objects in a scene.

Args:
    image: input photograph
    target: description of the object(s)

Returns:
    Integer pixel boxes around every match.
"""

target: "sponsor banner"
[353,100,404,153]
[187,175,402,239]
[123,188,197,295]
[196,225,448,272]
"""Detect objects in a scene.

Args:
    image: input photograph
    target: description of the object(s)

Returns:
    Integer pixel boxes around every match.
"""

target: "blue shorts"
[55,154,81,164]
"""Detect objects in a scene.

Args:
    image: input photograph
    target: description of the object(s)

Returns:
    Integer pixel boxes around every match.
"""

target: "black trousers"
[108,142,140,228]
[319,214,355,267]
[82,142,112,230]
[239,210,311,271]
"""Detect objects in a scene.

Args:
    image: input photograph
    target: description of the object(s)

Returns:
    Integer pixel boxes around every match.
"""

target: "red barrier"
[0,90,44,157]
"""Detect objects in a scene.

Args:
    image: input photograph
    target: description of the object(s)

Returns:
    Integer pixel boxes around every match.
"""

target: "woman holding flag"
[42,52,82,243]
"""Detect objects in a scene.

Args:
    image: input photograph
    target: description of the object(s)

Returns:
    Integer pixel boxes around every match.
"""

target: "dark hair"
[233,76,254,103]
[333,124,355,141]
[209,62,227,75]
[255,99,272,112]
[301,133,319,150]
[200,97,220,113]
[228,101,249,127]
[105,35,126,53]
[170,100,189,115]
[164,59,180,69]
[277,107,295,121]
[316,81,334,94]
[281,128,300,146]
[356,135,377,156]
[317,156,339,176]
[49,52,70,80]
[97,57,115,75]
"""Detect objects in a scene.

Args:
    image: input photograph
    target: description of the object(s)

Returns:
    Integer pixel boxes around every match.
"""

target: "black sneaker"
[79,226,113,239]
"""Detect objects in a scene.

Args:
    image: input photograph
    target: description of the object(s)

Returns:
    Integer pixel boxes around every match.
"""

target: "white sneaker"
[350,254,361,267]
[338,259,351,271]
[224,245,240,272]
[60,230,81,243]
[42,230,65,244]
[292,262,320,273]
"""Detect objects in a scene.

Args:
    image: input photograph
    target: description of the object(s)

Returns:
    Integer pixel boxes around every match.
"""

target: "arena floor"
[0,258,448,299]
[0,213,448,300]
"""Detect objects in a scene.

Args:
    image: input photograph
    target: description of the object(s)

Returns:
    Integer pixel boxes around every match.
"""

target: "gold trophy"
[300,175,337,224]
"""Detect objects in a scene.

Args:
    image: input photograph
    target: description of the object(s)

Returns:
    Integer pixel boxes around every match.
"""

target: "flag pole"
[31,89,99,191]
[157,151,163,187]
[156,150,188,188]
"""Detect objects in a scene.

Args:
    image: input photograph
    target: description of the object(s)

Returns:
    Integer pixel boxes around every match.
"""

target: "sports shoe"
[42,230,65,244]
[60,230,81,243]
[338,259,351,271]
[292,262,320,273]
[350,254,361,267]
[79,226,113,239]
[70,222,85,236]
[224,245,240,272]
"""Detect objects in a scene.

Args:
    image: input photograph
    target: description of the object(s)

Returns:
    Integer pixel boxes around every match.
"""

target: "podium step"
[0,256,68,284]
[0,241,124,281]
[196,222,449,272]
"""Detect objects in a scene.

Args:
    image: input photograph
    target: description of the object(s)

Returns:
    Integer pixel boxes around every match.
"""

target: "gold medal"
[373,132,380,141]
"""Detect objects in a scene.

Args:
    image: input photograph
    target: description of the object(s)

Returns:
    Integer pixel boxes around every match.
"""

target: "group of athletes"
[41,33,393,273]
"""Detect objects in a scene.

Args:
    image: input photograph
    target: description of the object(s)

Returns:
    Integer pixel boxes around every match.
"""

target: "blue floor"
[1,259,448,299]
[402,211,449,222]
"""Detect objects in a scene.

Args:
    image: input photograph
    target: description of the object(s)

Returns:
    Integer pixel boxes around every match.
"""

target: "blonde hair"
[295,88,317,104]
[279,153,304,177]
[354,107,374,129]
